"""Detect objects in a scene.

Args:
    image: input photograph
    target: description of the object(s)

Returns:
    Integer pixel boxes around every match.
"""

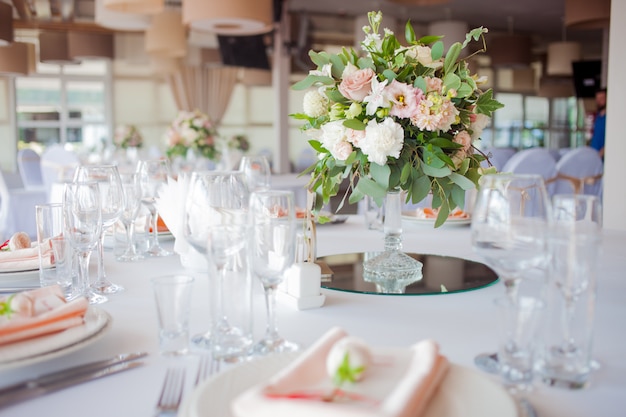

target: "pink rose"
[339,67,375,102]
[332,141,353,161]
[454,130,472,152]
[346,128,366,147]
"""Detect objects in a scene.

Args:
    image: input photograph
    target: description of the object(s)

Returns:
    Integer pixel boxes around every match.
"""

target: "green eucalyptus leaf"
[418,35,443,45]
[405,21,416,44]
[411,174,431,204]
[329,54,346,79]
[400,162,412,183]
[444,42,461,74]
[431,41,444,60]
[343,118,366,130]
[451,185,466,209]
[458,157,470,175]
[434,201,450,228]
[348,187,365,205]
[449,172,476,190]
[382,69,397,81]
[443,73,461,91]
[414,76,427,93]
[422,163,452,178]
[456,82,474,98]
[357,56,375,70]
[369,163,391,189]
[309,50,330,67]
[428,137,461,149]
[355,177,386,201]
[422,148,446,169]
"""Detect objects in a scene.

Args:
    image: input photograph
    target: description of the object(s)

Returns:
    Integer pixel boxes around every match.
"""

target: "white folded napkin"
[232,327,450,417]
[0,242,54,273]
[0,286,88,345]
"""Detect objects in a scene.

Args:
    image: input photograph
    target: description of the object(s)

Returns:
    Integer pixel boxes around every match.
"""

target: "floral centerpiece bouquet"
[164,109,220,161]
[291,11,503,227]
[226,134,251,153]
[113,124,143,149]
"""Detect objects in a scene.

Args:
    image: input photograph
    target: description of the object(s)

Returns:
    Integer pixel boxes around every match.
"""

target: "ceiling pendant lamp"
[183,0,273,35]
[0,1,13,46]
[68,32,115,60]
[95,0,152,31]
[39,32,81,65]
[546,41,581,76]
[145,9,187,58]
[103,0,163,15]
[0,42,30,75]
[565,0,611,30]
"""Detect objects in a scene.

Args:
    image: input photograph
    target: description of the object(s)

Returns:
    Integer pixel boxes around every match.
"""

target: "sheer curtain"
[166,65,238,124]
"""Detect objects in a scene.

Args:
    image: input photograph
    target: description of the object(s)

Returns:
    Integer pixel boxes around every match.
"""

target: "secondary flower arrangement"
[291,11,503,226]
[113,124,143,149]
[227,134,251,153]
[164,109,220,161]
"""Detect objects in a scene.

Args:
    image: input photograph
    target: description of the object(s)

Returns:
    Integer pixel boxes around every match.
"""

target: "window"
[15,60,111,154]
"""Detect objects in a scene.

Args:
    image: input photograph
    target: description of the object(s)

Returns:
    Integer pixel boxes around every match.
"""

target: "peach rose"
[339,66,375,102]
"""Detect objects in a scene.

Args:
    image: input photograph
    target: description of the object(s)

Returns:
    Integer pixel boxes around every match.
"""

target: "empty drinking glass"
[117,172,144,262]
[239,155,271,192]
[137,159,173,257]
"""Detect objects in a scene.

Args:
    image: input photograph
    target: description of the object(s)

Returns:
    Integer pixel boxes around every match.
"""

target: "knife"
[0,351,147,403]
[0,360,145,408]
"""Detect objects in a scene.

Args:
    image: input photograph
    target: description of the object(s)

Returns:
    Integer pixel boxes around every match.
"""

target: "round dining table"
[1,215,624,417]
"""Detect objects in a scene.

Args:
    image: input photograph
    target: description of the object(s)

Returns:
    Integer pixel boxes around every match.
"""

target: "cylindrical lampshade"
[103,0,163,15]
[68,32,114,60]
[0,42,30,75]
[428,20,469,57]
[145,10,187,57]
[183,0,273,35]
[39,32,81,64]
[547,41,581,76]
[565,0,611,30]
[0,1,13,46]
[95,0,151,31]
[489,35,532,68]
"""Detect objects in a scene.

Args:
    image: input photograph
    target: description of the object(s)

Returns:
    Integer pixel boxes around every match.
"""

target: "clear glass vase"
[362,188,423,293]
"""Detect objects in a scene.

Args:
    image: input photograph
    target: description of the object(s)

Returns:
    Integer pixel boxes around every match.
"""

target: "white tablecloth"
[1,216,625,417]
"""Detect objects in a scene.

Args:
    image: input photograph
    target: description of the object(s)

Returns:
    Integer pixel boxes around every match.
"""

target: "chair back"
[17,149,44,189]
[501,148,557,195]
[0,171,10,238]
[40,144,79,199]
[481,147,517,171]
[552,146,603,196]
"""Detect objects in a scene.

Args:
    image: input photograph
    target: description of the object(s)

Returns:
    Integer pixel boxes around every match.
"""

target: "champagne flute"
[249,189,299,355]
[470,173,551,372]
[183,171,249,348]
[239,155,271,192]
[63,181,106,305]
[117,172,144,262]
[74,164,125,294]
[137,159,173,257]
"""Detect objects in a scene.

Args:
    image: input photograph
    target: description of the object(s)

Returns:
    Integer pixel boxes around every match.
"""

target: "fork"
[155,368,185,416]
[194,354,220,387]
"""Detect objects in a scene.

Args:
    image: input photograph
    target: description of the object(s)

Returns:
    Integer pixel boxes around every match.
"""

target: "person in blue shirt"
[590,88,607,159]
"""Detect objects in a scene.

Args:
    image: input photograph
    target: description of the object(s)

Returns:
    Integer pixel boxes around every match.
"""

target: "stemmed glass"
[74,164,125,294]
[117,172,144,262]
[470,173,551,372]
[63,182,106,305]
[239,155,271,192]
[183,171,250,348]
[249,189,299,355]
[137,159,173,257]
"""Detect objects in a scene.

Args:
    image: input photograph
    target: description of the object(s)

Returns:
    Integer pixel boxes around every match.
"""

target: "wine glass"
[73,164,125,294]
[183,171,250,349]
[137,159,173,257]
[117,172,144,262]
[470,173,551,372]
[249,189,299,355]
[239,155,271,192]
[63,181,106,305]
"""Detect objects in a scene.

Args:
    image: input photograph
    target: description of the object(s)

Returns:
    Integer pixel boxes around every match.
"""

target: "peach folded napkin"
[0,242,54,273]
[0,285,88,345]
[232,327,449,417]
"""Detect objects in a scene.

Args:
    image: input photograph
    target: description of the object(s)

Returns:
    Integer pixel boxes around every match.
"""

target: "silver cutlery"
[155,368,185,416]
[194,354,219,387]
[0,352,147,408]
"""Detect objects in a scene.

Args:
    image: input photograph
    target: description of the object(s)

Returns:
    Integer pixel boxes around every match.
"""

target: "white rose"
[331,141,353,161]
[360,118,405,165]
[320,120,347,153]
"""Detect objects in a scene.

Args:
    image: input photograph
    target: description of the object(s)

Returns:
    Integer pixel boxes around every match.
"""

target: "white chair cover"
[552,146,603,197]
[17,149,44,190]
[40,145,79,202]
[481,147,517,171]
[0,170,47,240]
[501,148,557,196]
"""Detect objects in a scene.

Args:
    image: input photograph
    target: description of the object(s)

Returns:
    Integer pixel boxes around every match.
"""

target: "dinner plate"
[0,307,112,371]
[179,352,518,417]
[402,212,472,227]
[0,268,40,288]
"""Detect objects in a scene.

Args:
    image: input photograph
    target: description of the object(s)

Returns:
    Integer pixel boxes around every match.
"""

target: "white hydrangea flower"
[360,118,405,165]
[303,90,329,118]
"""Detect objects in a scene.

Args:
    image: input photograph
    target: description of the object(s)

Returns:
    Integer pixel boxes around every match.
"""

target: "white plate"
[402,212,472,227]
[179,352,517,417]
[0,268,40,288]
[0,307,112,371]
